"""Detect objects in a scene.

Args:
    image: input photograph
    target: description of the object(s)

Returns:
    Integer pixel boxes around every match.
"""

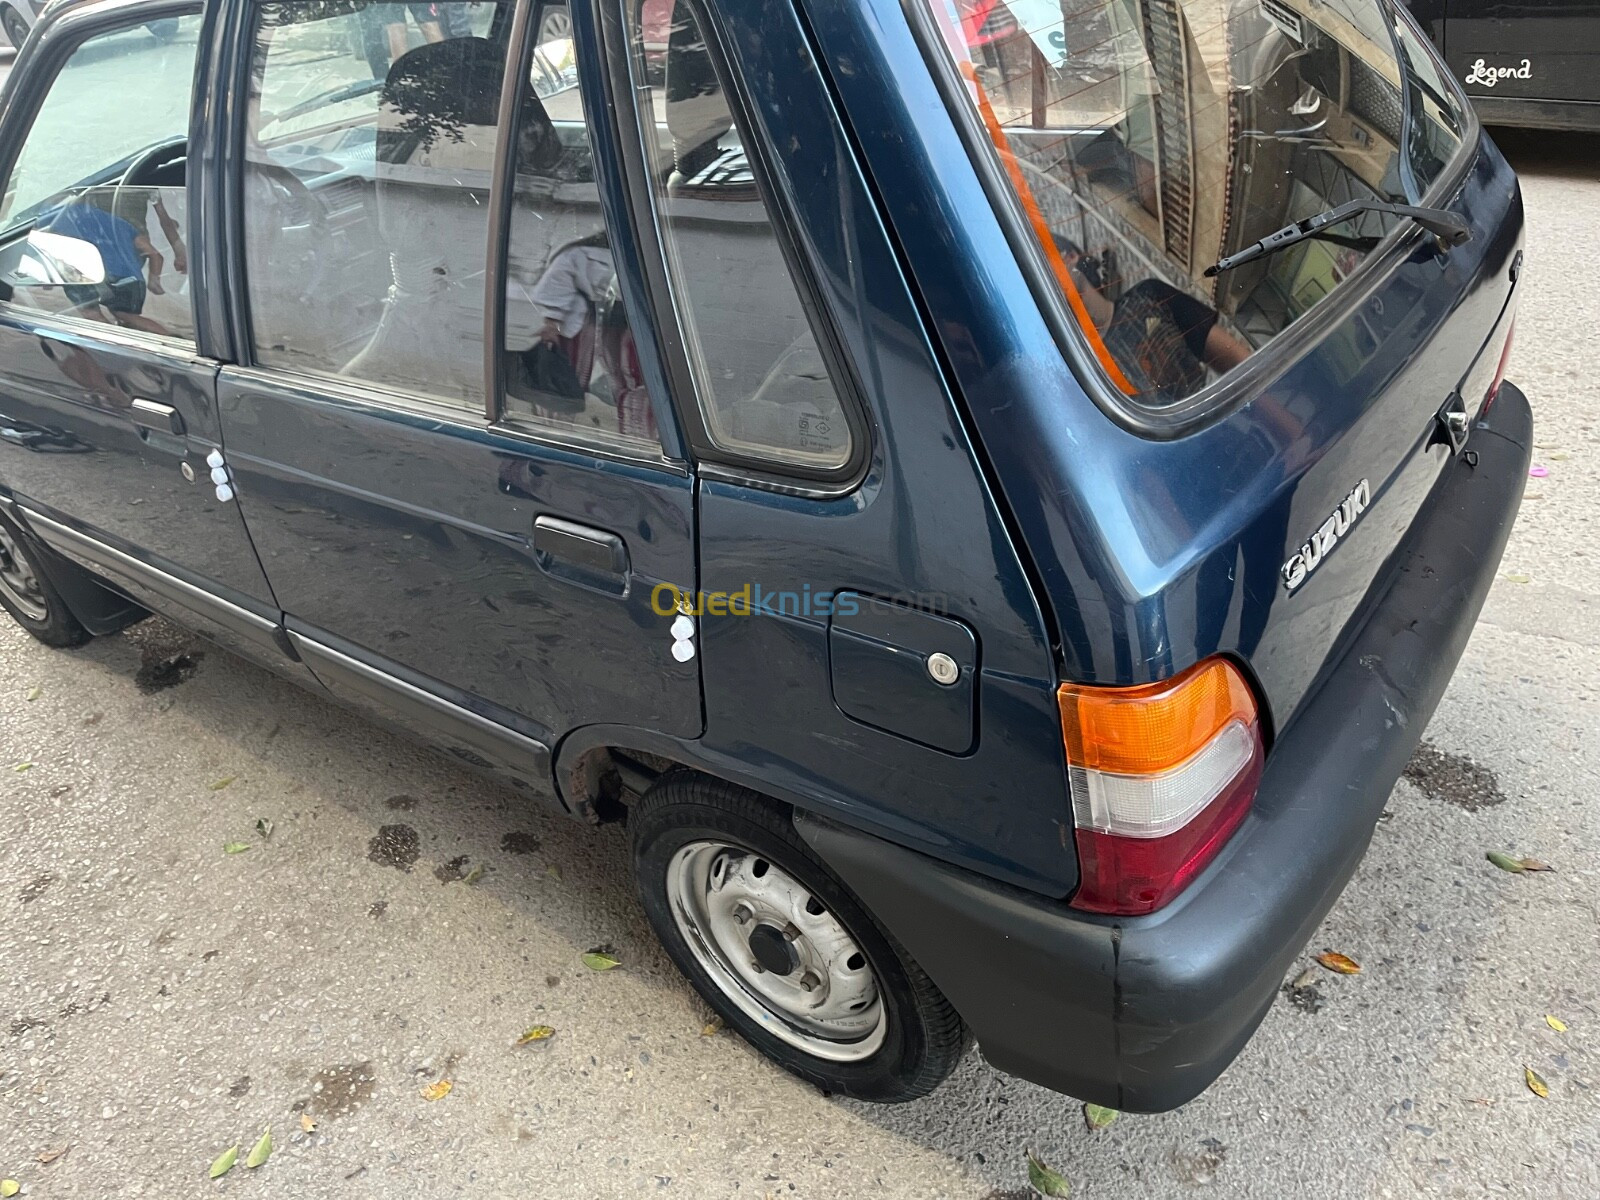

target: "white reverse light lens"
[1069,719,1255,838]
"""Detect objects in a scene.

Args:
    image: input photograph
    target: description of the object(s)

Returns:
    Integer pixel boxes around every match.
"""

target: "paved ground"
[3,36,1600,1196]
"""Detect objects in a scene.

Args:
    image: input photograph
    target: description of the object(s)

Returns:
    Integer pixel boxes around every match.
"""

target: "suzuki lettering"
[1282,480,1372,592]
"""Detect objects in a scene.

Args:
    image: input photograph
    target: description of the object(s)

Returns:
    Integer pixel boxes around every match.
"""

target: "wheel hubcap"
[0,524,48,622]
[666,841,886,1062]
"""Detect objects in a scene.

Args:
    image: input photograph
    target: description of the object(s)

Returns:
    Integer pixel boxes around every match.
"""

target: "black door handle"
[533,515,629,595]
[129,397,185,436]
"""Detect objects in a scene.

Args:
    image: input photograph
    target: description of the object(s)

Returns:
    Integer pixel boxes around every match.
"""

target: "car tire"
[1,6,29,50]
[631,772,966,1102]
[0,511,91,648]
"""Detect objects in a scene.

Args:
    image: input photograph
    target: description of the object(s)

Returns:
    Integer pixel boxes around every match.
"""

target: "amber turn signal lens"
[1058,657,1257,776]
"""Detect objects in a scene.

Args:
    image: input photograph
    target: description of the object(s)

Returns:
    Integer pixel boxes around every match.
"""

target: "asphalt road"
[3,41,1600,1198]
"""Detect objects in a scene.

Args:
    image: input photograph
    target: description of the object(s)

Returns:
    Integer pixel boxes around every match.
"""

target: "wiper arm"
[1204,198,1471,277]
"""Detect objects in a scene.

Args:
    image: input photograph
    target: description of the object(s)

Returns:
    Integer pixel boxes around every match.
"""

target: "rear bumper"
[797,382,1532,1111]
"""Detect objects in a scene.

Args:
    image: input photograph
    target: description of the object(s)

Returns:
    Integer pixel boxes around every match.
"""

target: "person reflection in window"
[509,232,610,416]
[513,232,654,439]
[39,195,170,337]
[1054,235,1250,400]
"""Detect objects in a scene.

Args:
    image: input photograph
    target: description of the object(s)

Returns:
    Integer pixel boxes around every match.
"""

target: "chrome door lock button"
[926,652,960,686]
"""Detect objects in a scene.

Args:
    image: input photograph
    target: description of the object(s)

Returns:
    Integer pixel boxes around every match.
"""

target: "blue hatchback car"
[0,0,1530,1108]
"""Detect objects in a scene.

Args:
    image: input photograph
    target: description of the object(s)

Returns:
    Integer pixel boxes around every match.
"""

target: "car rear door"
[209,0,700,779]
[0,5,289,665]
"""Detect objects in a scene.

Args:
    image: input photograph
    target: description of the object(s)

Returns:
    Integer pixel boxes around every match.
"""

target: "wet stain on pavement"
[433,855,471,883]
[228,1075,252,1098]
[1403,742,1506,811]
[19,873,56,903]
[57,991,110,1018]
[368,824,420,871]
[1171,1138,1228,1185]
[135,650,203,694]
[8,1016,48,1038]
[384,795,418,812]
[500,831,541,855]
[368,900,388,919]
[1282,978,1324,1014]
[304,1061,376,1119]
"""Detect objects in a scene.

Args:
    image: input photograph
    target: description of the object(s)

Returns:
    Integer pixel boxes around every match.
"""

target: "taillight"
[1059,658,1264,916]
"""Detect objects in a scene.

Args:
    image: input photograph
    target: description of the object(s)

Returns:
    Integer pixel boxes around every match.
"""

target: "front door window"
[0,17,202,344]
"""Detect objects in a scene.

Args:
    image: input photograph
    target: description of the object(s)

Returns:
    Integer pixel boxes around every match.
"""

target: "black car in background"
[1409,0,1600,130]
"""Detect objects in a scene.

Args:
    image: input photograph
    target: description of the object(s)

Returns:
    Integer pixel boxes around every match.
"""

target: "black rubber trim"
[797,381,1532,1110]
[286,623,552,778]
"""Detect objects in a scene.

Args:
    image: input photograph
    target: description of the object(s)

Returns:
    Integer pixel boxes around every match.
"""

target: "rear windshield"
[924,0,1473,416]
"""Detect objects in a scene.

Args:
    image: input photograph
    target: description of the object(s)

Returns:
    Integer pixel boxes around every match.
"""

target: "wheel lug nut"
[731,903,752,926]
[749,960,765,974]
[798,971,820,992]
[781,922,801,943]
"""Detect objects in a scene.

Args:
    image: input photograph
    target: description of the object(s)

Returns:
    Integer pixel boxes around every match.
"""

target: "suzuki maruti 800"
[0,0,1530,1107]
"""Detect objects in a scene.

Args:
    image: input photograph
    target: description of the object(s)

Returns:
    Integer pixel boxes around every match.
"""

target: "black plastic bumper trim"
[798,382,1532,1110]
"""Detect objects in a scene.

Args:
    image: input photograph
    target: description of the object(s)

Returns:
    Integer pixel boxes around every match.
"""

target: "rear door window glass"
[498,13,661,452]
[242,2,506,410]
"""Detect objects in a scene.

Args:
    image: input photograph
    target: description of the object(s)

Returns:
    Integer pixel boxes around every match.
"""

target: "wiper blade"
[269,78,384,127]
[1204,198,1471,277]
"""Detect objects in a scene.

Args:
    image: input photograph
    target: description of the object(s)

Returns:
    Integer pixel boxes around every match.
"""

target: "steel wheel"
[0,520,49,622]
[666,840,887,1061]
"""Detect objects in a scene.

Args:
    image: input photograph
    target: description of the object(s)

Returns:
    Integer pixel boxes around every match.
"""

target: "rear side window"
[622,0,855,475]
[922,0,1471,417]
[242,1,506,410]
[0,18,201,344]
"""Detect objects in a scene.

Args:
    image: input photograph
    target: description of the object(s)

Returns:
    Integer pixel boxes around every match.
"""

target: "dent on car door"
[0,11,292,664]
[214,1,700,784]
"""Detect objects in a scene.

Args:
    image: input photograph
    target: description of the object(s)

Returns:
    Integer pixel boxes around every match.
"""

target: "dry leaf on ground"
[1026,1150,1070,1197]
[245,1128,272,1169]
[208,1145,239,1179]
[421,1079,453,1101]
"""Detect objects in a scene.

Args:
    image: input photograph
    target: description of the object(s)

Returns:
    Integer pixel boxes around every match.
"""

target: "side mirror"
[0,229,107,289]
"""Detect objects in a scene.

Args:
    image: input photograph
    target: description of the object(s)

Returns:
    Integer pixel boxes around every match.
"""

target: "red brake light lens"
[1059,659,1264,915]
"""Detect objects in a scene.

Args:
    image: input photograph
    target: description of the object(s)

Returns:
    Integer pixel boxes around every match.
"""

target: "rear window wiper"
[1204,199,1471,277]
